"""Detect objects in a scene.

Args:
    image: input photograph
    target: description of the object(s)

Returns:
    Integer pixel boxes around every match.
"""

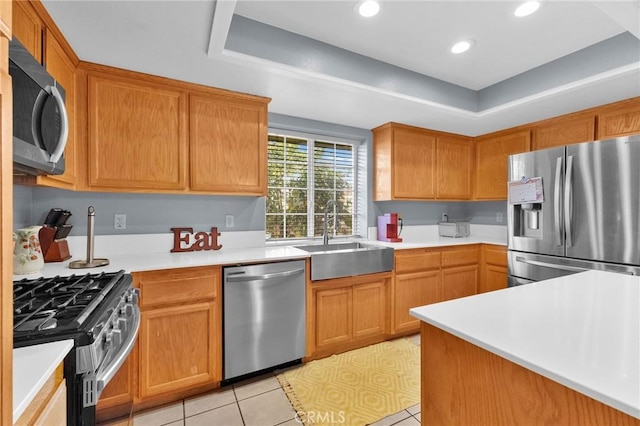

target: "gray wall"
[13,113,506,236]
[374,201,507,226]
[14,185,264,237]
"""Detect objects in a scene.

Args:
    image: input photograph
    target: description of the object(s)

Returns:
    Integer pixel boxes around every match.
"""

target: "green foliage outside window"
[266,134,355,240]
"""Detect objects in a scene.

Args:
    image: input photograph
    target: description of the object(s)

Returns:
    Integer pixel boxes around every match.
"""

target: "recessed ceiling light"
[514,1,540,17]
[356,0,380,18]
[451,40,475,54]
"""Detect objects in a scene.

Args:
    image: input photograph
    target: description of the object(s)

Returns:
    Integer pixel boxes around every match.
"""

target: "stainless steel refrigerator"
[508,135,640,286]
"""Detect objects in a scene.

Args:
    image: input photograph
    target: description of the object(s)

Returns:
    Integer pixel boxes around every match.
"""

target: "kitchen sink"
[296,242,394,281]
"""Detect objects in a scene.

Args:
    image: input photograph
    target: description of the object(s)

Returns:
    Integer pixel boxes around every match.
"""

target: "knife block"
[39,227,72,262]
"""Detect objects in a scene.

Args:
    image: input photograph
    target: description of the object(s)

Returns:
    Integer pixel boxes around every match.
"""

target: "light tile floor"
[102,335,421,426]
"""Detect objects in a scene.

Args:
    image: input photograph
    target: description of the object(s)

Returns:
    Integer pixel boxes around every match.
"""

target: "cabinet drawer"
[484,245,507,267]
[136,266,219,308]
[441,246,479,267]
[395,250,441,273]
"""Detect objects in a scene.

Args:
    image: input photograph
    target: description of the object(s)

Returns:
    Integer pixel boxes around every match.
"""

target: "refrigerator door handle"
[554,157,563,246]
[564,155,574,247]
[515,256,588,273]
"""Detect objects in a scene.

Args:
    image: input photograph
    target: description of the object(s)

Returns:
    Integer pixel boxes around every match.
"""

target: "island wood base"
[421,323,639,425]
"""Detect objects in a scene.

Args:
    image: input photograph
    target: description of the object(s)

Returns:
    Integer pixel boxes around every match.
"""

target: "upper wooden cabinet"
[373,123,436,200]
[373,123,473,200]
[81,64,270,195]
[12,1,42,60]
[0,1,11,41]
[189,94,267,195]
[597,97,640,139]
[86,71,189,191]
[532,114,595,151]
[437,134,473,199]
[474,129,530,200]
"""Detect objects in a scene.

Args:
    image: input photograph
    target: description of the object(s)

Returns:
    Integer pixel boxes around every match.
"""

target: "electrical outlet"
[225,214,235,228]
[496,212,504,223]
[114,214,126,230]
[441,212,448,222]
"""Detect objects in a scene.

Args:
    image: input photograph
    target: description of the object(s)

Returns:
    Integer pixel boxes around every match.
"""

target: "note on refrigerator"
[508,177,544,204]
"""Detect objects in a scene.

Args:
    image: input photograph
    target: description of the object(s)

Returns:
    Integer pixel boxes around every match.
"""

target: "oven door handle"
[95,303,141,396]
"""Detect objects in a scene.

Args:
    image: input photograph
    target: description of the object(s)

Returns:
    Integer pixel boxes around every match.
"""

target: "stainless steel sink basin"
[296,242,394,281]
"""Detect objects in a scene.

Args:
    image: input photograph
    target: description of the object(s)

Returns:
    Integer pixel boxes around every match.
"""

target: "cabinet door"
[393,270,440,334]
[533,115,595,151]
[475,130,530,200]
[480,244,508,293]
[97,351,135,411]
[483,265,508,293]
[393,128,436,199]
[442,265,478,301]
[38,29,77,189]
[437,135,473,199]
[597,100,640,139]
[12,1,42,61]
[34,379,66,426]
[87,73,188,190]
[352,281,386,339]
[139,302,218,398]
[315,287,352,348]
[0,0,11,40]
[190,94,267,194]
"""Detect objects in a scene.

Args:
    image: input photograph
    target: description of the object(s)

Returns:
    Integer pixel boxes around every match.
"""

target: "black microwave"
[9,37,68,176]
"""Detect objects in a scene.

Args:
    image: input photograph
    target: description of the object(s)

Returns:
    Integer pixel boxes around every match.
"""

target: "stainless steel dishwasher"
[223,260,306,380]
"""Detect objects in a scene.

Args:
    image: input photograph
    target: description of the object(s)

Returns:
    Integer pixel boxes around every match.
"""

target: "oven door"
[95,303,140,399]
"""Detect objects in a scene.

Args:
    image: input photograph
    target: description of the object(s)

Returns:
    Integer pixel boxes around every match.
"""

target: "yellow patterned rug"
[276,338,420,426]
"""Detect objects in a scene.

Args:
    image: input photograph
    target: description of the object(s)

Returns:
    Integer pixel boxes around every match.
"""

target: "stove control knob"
[120,303,134,317]
[118,317,128,332]
[126,290,139,304]
[106,329,122,349]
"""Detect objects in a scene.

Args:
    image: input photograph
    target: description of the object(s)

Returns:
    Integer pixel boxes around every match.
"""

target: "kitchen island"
[410,270,639,425]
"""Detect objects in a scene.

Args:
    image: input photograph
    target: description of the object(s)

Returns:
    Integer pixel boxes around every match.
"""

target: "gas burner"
[13,270,129,336]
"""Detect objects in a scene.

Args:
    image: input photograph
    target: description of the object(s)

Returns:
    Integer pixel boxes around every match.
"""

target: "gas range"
[13,270,140,425]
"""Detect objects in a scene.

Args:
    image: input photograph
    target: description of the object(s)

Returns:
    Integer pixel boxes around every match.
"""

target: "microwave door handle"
[47,85,69,164]
[30,89,48,155]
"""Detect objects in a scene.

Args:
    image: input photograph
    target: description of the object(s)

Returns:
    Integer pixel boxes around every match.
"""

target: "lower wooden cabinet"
[441,264,479,301]
[97,266,222,421]
[480,244,508,293]
[441,246,479,302]
[391,245,482,336]
[16,365,66,426]
[34,379,66,426]
[392,249,441,335]
[309,272,391,359]
[97,352,135,413]
[140,301,218,398]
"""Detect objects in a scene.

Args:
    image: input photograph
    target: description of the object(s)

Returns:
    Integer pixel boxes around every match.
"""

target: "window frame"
[266,128,361,242]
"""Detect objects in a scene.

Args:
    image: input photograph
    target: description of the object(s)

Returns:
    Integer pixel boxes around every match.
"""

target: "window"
[266,132,358,240]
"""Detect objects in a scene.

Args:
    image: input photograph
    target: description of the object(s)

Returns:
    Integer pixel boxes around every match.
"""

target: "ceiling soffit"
[224,15,640,116]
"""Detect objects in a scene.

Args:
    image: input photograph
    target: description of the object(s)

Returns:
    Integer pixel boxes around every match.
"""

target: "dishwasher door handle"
[226,268,305,282]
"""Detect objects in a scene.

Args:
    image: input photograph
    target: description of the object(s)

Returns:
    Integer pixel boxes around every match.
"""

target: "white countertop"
[13,225,507,279]
[14,244,312,278]
[13,340,74,423]
[410,270,640,419]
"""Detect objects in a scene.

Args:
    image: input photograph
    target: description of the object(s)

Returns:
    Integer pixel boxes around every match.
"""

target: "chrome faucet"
[323,199,337,245]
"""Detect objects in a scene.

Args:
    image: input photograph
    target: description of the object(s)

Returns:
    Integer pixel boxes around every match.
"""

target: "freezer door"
[508,250,640,283]
[566,136,640,265]
[508,146,565,256]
